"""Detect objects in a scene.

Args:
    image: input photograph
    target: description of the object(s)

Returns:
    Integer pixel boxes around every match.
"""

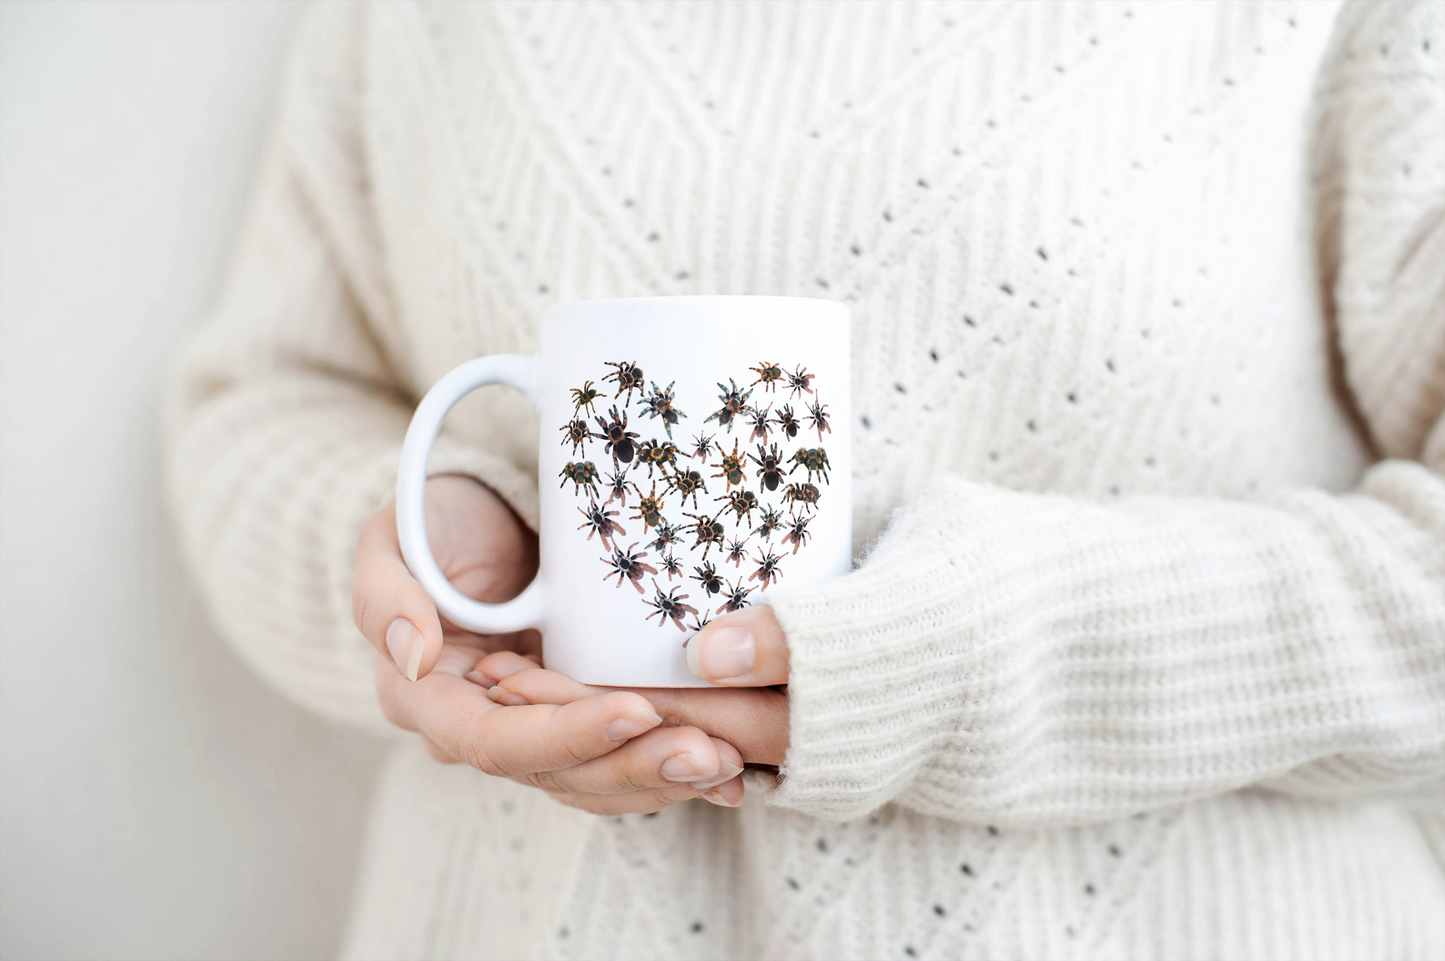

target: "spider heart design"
[560,360,833,639]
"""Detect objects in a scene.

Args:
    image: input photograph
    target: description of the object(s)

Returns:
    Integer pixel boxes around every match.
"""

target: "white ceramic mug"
[396,296,851,686]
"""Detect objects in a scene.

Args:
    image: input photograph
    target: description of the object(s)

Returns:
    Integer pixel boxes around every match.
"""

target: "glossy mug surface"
[396,296,851,686]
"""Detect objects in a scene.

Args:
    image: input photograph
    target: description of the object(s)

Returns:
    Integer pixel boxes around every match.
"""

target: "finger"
[520,728,741,795]
[685,605,789,686]
[376,655,663,776]
[642,687,790,768]
[353,501,445,681]
[422,736,459,764]
[477,661,600,705]
[548,774,743,816]
[473,650,560,687]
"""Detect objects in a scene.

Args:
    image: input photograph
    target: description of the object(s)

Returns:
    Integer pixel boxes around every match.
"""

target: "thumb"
[352,500,445,681]
[686,604,789,686]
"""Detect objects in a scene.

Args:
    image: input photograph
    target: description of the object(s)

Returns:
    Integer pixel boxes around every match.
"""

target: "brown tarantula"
[577,498,625,549]
[805,395,831,440]
[559,461,600,496]
[691,560,723,595]
[771,403,801,440]
[660,551,683,580]
[749,360,783,393]
[785,363,815,398]
[602,459,632,507]
[704,378,753,432]
[644,579,698,632]
[724,535,750,568]
[788,446,831,485]
[689,432,717,461]
[630,481,666,532]
[594,405,638,463]
[559,417,590,455]
[749,441,786,492]
[780,511,813,554]
[746,403,773,444]
[783,482,821,512]
[665,467,708,509]
[682,511,726,559]
[715,489,759,526]
[648,520,682,554]
[601,542,657,593]
[641,380,686,438]
[571,380,603,416]
[683,608,713,641]
[603,360,645,404]
[719,578,755,614]
[752,505,785,541]
[636,438,680,478]
[748,547,785,589]
[711,439,747,491]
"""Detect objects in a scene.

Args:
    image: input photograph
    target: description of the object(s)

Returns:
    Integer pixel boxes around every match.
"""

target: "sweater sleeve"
[763,0,1445,825]
[163,5,535,732]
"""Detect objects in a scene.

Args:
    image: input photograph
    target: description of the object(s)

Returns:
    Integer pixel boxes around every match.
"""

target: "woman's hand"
[351,475,745,811]
[474,605,792,769]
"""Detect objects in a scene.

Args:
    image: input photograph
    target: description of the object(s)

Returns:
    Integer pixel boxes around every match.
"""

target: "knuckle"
[456,729,507,778]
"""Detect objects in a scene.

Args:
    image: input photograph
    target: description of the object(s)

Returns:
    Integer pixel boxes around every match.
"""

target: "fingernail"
[465,670,495,688]
[386,618,424,681]
[661,753,717,782]
[605,710,662,743]
[690,759,743,791]
[485,685,531,706]
[687,625,754,680]
[702,785,742,807]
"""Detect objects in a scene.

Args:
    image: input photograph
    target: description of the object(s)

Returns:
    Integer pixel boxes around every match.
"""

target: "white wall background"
[0,3,387,958]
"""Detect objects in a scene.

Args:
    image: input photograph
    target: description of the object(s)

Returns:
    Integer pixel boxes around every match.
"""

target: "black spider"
[682,511,727,559]
[749,360,783,393]
[593,405,638,463]
[691,561,723,595]
[559,417,591,455]
[712,439,747,491]
[806,395,831,440]
[559,461,600,496]
[786,364,815,398]
[788,446,831,485]
[704,378,753,432]
[601,542,657,593]
[719,578,755,614]
[683,608,713,642]
[636,438,680,478]
[577,498,626,549]
[571,380,603,416]
[690,432,717,461]
[746,403,773,444]
[749,442,786,492]
[780,511,813,554]
[660,551,683,580]
[630,481,666,532]
[772,404,801,440]
[715,489,759,527]
[641,380,686,438]
[603,360,645,404]
[753,505,785,541]
[644,578,698,632]
[603,459,632,508]
[748,547,785,589]
[724,535,750,568]
[665,468,708,509]
[648,520,681,554]
[783,482,821,513]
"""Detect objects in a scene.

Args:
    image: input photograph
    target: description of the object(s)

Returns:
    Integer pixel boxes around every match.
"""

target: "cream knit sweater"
[166,2,1445,958]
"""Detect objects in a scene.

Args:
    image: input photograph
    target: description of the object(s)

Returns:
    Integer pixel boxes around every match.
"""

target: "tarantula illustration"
[570,380,603,416]
[748,548,785,589]
[785,364,815,398]
[660,551,683,580]
[684,609,713,640]
[711,439,747,490]
[716,489,759,526]
[689,432,717,461]
[788,446,831,485]
[749,442,786,492]
[601,542,657,593]
[746,403,773,444]
[630,481,667,533]
[691,561,724,595]
[594,405,638,463]
[635,438,680,478]
[602,459,633,507]
[665,467,708,509]
[749,360,783,393]
[644,579,698,632]
[805,395,831,440]
[772,404,801,440]
[559,461,600,496]
[641,380,686,438]
[724,535,750,568]
[603,360,645,404]
[719,578,755,614]
[559,417,591,455]
[648,520,682,554]
[704,378,753,432]
[577,498,626,549]
[752,505,785,541]
[783,482,821,512]
[780,511,813,554]
[682,511,727,559]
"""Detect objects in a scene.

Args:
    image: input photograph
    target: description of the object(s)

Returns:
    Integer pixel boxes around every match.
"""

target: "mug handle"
[396,355,544,634]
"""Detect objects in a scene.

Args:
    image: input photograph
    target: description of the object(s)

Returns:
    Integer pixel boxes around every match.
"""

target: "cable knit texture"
[165,2,1445,958]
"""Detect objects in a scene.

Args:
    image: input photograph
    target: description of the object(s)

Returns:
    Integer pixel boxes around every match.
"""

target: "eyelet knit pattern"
[166,2,1445,958]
